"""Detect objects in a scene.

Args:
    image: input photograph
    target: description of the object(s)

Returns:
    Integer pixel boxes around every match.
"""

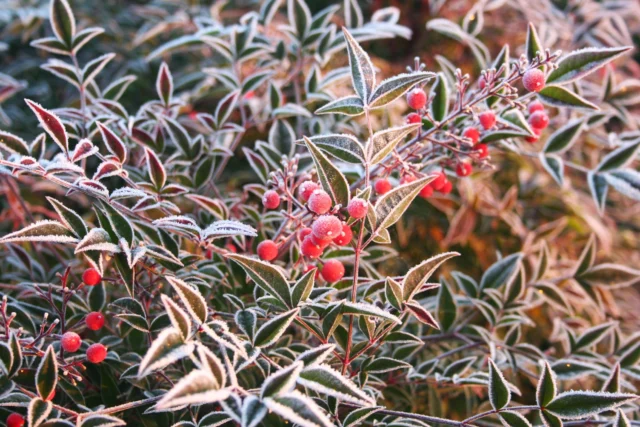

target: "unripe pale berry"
[312,215,342,241]
[86,312,105,331]
[406,88,427,110]
[82,268,101,286]
[321,259,345,283]
[528,100,544,114]
[456,162,473,177]
[406,113,422,125]
[333,223,353,246]
[298,181,319,202]
[440,180,453,194]
[400,174,416,185]
[463,127,480,145]
[61,332,82,353]
[529,111,549,129]
[86,343,107,363]
[431,172,447,191]
[347,198,368,219]
[262,190,280,210]
[6,413,25,427]
[308,189,332,214]
[301,236,323,258]
[374,179,392,195]
[479,75,487,90]
[475,143,489,159]
[478,111,496,130]
[522,69,546,92]
[419,184,434,199]
[257,240,278,261]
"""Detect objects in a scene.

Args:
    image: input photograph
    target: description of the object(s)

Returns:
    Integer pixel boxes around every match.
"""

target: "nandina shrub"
[0,0,640,426]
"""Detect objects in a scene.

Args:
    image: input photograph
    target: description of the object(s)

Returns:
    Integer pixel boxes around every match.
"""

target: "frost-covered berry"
[374,179,392,195]
[478,111,496,130]
[431,172,447,191]
[333,223,353,246]
[529,111,549,129]
[347,198,368,219]
[456,162,473,177]
[308,189,332,214]
[82,268,101,286]
[299,227,313,240]
[262,190,280,210]
[321,259,345,283]
[522,69,545,92]
[406,113,422,125]
[463,127,480,145]
[310,233,332,249]
[525,127,542,143]
[86,343,107,363]
[475,143,489,159]
[86,312,105,331]
[257,240,278,261]
[312,215,342,241]
[528,100,544,114]
[6,413,25,427]
[406,88,427,110]
[440,180,453,194]
[419,184,434,199]
[301,236,323,258]
[298,181,319,202]
[61,332,82,353]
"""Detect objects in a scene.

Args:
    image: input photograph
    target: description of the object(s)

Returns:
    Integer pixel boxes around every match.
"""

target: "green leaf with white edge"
[72,27,105,55]
[488,359,511,410]
[453,271,479,298]
[537,361,557,408]
[227,254,292,308]
[7,332,22,378]
[36,345,58,400]
[605,169,640,201]
[295,344,335,368]
[480,130,531,143]
[145,147,167,191]
[405,301,440,329]
[365,357,411,374]
[302,134,365,164]
[385,277,403,310]
[138,327,193,377]
[578,264,640,288]
[166,276,208,324]
[539,85,598,110]
[261,361,303,398]
[545,391,638,419]
[547,46,632,85]
[214,90,240,128]
[98,202,134,247]
[429,73,449,122]
[79,415,126,426]
[551,359,601,380]
[0,130,29,155]
[540,410,563,427]
[302,136,350,207]
[50,0,76,47]
[82,53,115,89]
[25,99,69,156]
[480,253,522,290]
[525,23,543,62]
[322,303,344,339]
[575,322,616,350]
[602,363,621,392]
[198,411,232,427]
[341,301,401,324]
[160,295,191,340]
[543,118,585,154]
[342,27,375,102]
[575,234,596,276]
[499,411,533,427]
[614,409,631,427]
[46,197,87,238]
[298,364,374,405]
[155,370,230,410]
[597,140,640,172]
[254,308,299,348]
[367,123,420,165]
[588,171,608,214]
[368,72,435,109]
[442,356,476,378]
[234,309,256,341]
[343,407,382,427]
[291,268,315,306]
[540,154,564,186]
[374,176,432,236]
[437,278,457,331]
[28,397,52,427]
[288,0,311,39]
[315,95,364,116]
[241,395,267,427]
[402,252,459,301]
[263,390,333,427]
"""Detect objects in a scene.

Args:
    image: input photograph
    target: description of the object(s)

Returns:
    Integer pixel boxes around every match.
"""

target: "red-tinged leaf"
[130,127,155,149]
[145,147,167,190]
[0,130,30,156]
[97,122,127,163]
[156,62,173,106]
[71,138,98,162]
[25,99,69,156]
[405,301,440,329]
[93,160,122,181]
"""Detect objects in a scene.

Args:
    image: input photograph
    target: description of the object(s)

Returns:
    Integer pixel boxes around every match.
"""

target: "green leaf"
[0,130,29,156]
[160,295,191,340]
[79,415,126,427]
[575,234,596,276]
[241,395,267,427]
[50,0,76,47]
[82,53,115,89]
[166,276,208,324]
[488,359,511,410]
[36,345,58,400]
[605,169,640,202]
[545,391,638,419]
[367,124,420,165]
[364,357,411,374]
[540,410,563,427]
[315,95,364,116]
[429,73,449,121]
[263,390,332,427]
[602,363,621,392]
[537,361,557,408]
[374,176,432,236]
[341,301,401,324]
[228,254,292,308]
[7,332,22,378]
[614,409,631,427]
[138,327,192,377]
[539,85,598,110]
[291,268,315,306]
[543,119,584,154]
[597,140,640,172]
[547,46,632,85]
[254,308,299,348]
[145,148,167,191]
[578,264,640,288]
[298,364,374,405]
[480,130,531,143]
[261,361,303,398]
[540,154,564,186]
[525,23,543,62]
[343,407,382,427]
[295,344,335,368]
[437,279,457,331]
[588,171,608,213]
[480,253,522,290]
[402,252,459,301]
[442,356,476,378]
[288,0,311,39]
[342,27,375,102]
[155,370,229,410]
[97,202,134,247]
[368,72,435,109]
[302,136,350,207]
[385,277,403,310]
[303,134,365,164]
[575,322,616,350]
[499,411,532,427]
[28,397,52,427]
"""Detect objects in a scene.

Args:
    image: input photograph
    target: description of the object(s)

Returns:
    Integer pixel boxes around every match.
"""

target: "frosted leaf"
[201,220,257,240]
[75,228,119,253]
[110,187,148,200]
[297,364,375,406]
[263,390,333,427]
[138,327,194,378]
[154,370,230,410]
[0,220,78,244]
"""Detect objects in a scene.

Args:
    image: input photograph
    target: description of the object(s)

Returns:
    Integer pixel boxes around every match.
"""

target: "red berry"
[321,259,345,283]
[298,181,319,202]
[456,162,473,177]
[430,172,447,191]
[440,180,453,194]
[6,413,25,427]
[528,100,544,114]
[333,223,353,246]
[312,215,342,241]
[463,127,480,145]
[310,233,332,249]
[257,240,278,261]
[301,236,323,258]
[347,198,368,219]
[262,190,280,210]
[303,264,320,279]
[82,268,101,286]
[308,189,332,214]
[86,343,107,363]
[525,127,542,143]
[475,143,489,159]
[61,332,82,353]
[529,111,549,129]
[406,88,427,110]
[478,111,496,130]
[522,69,546,92]
[419,184,434,199]
[374,179,392,195]
[400,174,416,185]
[406,113,422,125]
[299,227,313,240]
[86,312,105,331]
[479,75,487,90]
